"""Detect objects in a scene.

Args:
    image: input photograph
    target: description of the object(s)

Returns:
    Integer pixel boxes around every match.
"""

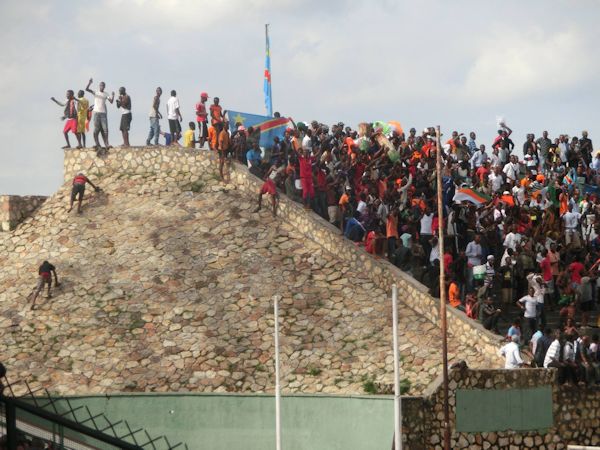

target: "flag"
[264,25,273,117]
[227,110,290,149]
[452,188,491,206]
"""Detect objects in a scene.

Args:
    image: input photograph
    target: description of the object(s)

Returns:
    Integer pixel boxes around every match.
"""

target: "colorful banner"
[228,110,290,149]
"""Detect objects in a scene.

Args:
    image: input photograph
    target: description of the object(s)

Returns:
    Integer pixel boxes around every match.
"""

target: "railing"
[0,371,188,450]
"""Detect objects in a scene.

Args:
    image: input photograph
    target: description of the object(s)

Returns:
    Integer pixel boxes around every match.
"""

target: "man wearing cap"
[499,334,525,369]
[195,92,209,148]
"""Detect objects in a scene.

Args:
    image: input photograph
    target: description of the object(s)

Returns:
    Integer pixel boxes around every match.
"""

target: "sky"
[1,0,600,195]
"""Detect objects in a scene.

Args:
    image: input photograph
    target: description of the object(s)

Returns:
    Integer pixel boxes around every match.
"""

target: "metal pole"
[435,126,451,450]
[392,284,402,450]
[6,402,17,450]
[274,295,282,450]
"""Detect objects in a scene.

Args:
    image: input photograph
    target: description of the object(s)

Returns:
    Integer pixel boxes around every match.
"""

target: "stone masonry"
[0,147,500,398]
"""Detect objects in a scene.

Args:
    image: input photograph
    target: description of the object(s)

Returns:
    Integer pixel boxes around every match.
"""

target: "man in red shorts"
[255,164,283,216]
[30,260,59,310]
[68,172,100,214]
[51,90,81,148]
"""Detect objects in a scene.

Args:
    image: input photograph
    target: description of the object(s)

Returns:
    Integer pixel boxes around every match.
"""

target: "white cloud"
[462,27,599,103]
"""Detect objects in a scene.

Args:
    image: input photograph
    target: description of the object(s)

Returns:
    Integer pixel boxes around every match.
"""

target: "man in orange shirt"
[338,187,351,233]
[386,208,399,261]
[448,278,463,311]
[207,125,218,151]
[209,97,224,133]
[217,121,230,180]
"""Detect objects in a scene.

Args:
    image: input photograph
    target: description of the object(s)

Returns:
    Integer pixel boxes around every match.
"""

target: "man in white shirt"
[85,78,115,150]
[517,287,538,341]
[166,90,183,143]
[499,334,524,369]
[562,204,582,247]
[488,166,504,193]
[527,272,546,328]
[302,129,313,152]
[503,155,520,185]
[543,332,562,368]
[419,206,434,257]
[469,145,488,170]
[503,225,521,251]
[465,234,483,292]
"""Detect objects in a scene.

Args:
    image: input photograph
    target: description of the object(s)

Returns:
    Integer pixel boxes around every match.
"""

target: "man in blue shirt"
[246,144,262,167]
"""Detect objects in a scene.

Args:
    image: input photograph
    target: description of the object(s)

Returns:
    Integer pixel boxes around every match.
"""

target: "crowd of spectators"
[238,119,600,383]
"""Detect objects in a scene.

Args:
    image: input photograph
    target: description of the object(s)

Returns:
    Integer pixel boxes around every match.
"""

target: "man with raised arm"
[85,78,115,151]
[50,90,81,149]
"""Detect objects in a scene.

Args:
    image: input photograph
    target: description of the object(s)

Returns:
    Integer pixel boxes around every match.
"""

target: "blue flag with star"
[228,110,290,149]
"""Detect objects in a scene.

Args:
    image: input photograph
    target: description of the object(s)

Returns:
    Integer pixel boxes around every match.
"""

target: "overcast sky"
[1,0,600,195]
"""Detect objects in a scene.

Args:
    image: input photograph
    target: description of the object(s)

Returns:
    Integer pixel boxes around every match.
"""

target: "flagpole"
[264,24,273,117]
[435,126,451,450]
[392,284,402,450]
[274,295,282,450]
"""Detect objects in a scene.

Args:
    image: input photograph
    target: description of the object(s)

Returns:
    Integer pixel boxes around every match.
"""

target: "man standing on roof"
[146,87,162,146]
[167,90,183,144]
[85,78,115,151]
[195,92,209,148]
[116,86,132,147]
[30,260,59,310]
[51,90,81,149]
[68,172,100,214]
[210,97,224,134]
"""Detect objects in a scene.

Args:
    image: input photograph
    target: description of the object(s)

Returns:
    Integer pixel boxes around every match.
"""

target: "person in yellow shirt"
[76,90,89,148]
[182,122,197,148]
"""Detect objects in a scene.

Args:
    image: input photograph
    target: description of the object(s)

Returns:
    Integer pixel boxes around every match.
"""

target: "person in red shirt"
[68,173,100,214]
[255,165,282,217]
[297,148,315,209]
[195,92,209,148]
[569,259,584,287]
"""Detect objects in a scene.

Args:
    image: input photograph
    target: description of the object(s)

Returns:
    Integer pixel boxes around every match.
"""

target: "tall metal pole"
[274,295,282,450]
[435,126,451,450]
[392,284,402,450]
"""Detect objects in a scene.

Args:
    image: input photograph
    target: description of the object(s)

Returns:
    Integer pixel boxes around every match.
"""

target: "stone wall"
[64,146,504,364]
[227,160,506,360]
[0,195,47,231]
[403,367,600,450]
[58,147,600,448]
[66,147,504,357]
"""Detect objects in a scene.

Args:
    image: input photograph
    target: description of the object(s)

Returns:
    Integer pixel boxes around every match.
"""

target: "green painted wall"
[57,393,394,450]
[455,386,553,432]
